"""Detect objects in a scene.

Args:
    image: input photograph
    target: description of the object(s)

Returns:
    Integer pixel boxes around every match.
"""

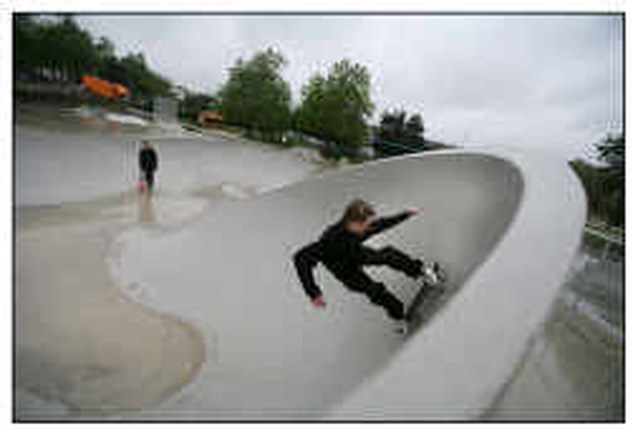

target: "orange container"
[82,75,129,100]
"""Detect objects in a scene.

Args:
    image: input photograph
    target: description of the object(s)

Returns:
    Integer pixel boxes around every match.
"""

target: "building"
[198,110,223,128]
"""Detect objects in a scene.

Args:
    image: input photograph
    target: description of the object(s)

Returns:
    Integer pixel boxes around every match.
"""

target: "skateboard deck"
[403,263,448,333]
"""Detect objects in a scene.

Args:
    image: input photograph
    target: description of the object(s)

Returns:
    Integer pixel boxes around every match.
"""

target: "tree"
[94,36,116,72]
[378,109,424,146]
[120,53,171,99]
[570,159,610,221]
[378,109,406,142]
[94,52,171,101]
[596,133,624,226]
[295,59,374,158]
[569,132,625,227]
[14,15,43,79]
[14,14,172,102]
[405,113,425,143]
[597,133,624,184]
[25,14,98,82]
[95,36,115,60]
[219,48,291,142]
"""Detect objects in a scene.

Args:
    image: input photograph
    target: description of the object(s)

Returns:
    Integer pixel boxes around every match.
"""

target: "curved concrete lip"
[328,148,586,419]
[116,147,586,420]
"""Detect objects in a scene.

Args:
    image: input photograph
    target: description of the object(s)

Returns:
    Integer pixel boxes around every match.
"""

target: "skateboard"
[402,262,447,334]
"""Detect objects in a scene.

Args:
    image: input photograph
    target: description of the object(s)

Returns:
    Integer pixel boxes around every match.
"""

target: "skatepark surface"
[113,149,583,420]
[16,106,598,420]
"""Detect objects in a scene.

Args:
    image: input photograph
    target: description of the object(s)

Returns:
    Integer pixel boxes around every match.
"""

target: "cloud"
[76,14,623,161]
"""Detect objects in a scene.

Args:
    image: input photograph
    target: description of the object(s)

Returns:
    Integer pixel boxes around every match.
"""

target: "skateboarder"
[138,140,158,192]
[293,199,439,328]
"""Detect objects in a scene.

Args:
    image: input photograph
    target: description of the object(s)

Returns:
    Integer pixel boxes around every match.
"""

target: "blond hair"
[343,199,376,223]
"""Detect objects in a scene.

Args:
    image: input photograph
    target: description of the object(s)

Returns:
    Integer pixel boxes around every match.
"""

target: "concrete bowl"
[118,148,586,420]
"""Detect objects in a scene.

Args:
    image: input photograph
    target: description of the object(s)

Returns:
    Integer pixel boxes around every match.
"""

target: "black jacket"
[139,147,158,173]
[293,211,411,299]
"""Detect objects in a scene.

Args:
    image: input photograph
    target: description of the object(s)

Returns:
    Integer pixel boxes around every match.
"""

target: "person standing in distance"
[138,140,158,193]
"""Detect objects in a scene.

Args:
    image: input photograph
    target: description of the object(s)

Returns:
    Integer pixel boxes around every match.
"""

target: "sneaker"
[395,319,409,335]
[423,262,440,285]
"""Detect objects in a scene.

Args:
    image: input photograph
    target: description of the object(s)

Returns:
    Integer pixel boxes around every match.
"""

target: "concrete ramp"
[116,149,586,420]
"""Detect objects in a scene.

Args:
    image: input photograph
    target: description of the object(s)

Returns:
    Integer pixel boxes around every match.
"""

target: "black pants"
[143,170,155,190]
[331,246,423,321]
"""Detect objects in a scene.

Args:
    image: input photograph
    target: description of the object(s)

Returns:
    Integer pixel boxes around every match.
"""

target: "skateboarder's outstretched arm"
[362,208,419,240]
[293,241,326,307]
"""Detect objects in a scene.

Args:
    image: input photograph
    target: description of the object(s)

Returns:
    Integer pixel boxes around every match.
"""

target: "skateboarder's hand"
[407,207,420,217]
[312,296,326,308]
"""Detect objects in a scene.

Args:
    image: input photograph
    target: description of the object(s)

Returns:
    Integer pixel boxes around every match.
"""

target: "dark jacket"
[293,212,411,299]
[139,147,158,173]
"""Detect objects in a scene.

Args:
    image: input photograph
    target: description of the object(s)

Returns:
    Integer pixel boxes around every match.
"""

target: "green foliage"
[570,132,624,227]
[15,15,97,81]
[570,159,609,219]
[405,113,425,141]
[378,109,425,146]
[14,14,172,101]
[14,15,42,74]
[597,133,624,227]
[295,59,374,159]
[597,133,624,186]
[219,48,291,143]
[94,36,115,61]
[378,109,405,141]
[99,53,171,101]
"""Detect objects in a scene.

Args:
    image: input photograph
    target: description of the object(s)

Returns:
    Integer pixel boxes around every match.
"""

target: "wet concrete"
[16,192,208,416]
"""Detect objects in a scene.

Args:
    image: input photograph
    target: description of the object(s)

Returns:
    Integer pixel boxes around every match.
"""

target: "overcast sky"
[76,14,622,160]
